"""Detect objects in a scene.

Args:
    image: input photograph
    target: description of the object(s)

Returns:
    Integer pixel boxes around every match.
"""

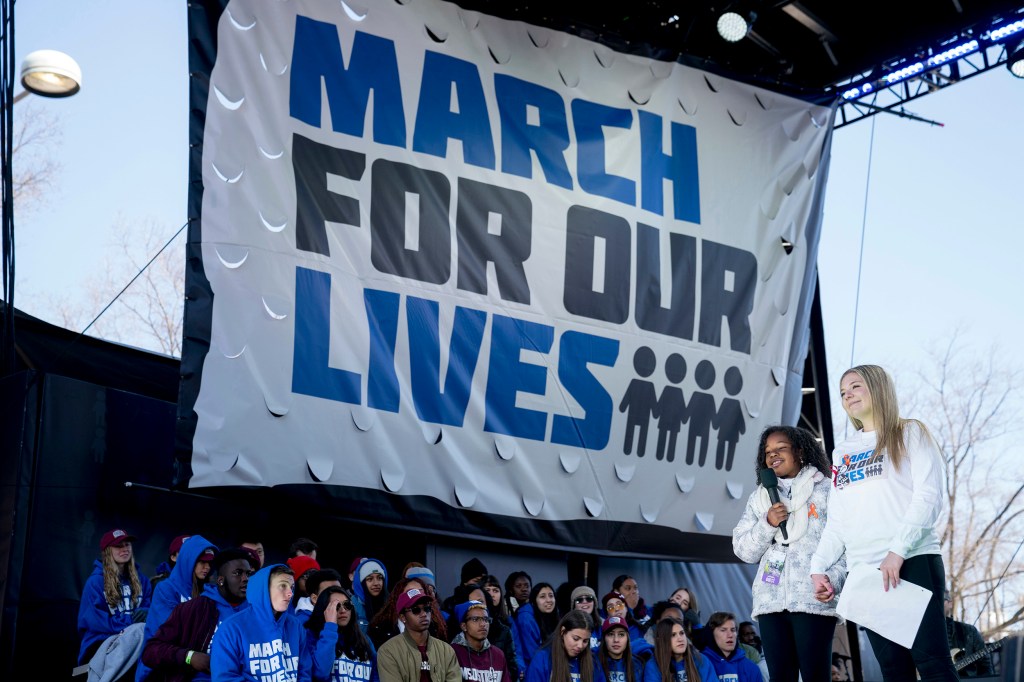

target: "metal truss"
[833,27,1020,128]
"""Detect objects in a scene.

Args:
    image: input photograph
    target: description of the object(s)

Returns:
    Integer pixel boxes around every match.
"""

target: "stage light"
[1009,42,1024,78]
[20,50,81,98]
[717,12,752,42]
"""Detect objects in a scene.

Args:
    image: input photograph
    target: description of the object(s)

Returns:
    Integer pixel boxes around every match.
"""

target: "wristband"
[186,651,194,666]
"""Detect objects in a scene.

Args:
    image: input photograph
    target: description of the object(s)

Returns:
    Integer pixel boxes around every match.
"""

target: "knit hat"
[461,558,488,584]
[100,529,136,550]
[397,588,432,613]
[571,586,597,605]
[602,616,629,635]
[455,600,488,623]
[602,591,627,611]
[349,557,364,575]
[287,555,321,581]
[405,566,436,589]
[358,559,385,584]
[212,548,254,572]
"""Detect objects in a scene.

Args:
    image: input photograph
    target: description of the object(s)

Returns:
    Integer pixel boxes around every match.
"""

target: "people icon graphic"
[684,360,717,466]
[618,347,659,456]
[619,350,747,468]
[654,353,687,461]
[712,366,745,471]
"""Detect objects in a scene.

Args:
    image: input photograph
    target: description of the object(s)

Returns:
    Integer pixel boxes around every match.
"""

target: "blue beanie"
[455,600,487,623]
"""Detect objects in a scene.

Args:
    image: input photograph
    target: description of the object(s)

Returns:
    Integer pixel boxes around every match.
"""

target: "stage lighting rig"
[1009,41,1024,78]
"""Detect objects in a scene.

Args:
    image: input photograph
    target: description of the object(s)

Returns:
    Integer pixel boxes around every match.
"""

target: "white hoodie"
[810,421,947,575]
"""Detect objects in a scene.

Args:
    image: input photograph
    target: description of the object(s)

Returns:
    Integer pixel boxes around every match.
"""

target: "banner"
[180,0,834,556]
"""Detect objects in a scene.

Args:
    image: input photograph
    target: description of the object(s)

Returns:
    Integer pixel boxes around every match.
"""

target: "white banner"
[188,0,833,541]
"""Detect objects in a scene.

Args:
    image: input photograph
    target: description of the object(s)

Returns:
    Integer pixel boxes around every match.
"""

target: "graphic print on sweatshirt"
[834,447,887,489]
[335,657,374,682]
[109,582,135,615]
[248,638,299,681]
[461,665,504,682]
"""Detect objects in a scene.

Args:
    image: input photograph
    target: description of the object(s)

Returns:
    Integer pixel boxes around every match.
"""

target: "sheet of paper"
[836,563,933,649]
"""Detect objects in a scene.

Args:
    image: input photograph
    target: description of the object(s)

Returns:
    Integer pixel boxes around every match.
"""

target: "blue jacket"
[513,604,543,668]
[303,621,378,682]
[505,617,524,674]
[350,559,388,634]
[700,647,759,682]
[641,654,716,682]
[525,646,606,682]
[601,653,642,682]
[211,564,311,681]
[77,560,153,664]
[137,535,217,681]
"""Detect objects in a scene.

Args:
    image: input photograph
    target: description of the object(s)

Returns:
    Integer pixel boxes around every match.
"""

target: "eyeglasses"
[574,596,595,604]
[466,616,492,624]
[336,601,354,611]
[405,604,431,615]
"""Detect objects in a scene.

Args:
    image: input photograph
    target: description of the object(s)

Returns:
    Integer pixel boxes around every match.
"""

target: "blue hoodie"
[211,564,311,681]
[601,653,642,682]
[700,646,759,682]
[349,558,387,634]
[525,646,606,682]
[513,603,542,668]
[203,580,251,624]
[77,560,153,664]
[641,654,716,682]
[137,534,217,681]
[302,621,378,682]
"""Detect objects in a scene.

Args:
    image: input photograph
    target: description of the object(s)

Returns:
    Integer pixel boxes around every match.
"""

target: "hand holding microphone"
[760,468,789,541]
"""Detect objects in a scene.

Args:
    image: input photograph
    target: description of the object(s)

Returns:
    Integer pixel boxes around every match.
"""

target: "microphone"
[759,468,788,541]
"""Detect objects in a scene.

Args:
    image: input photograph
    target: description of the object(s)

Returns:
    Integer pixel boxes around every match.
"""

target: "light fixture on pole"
[717,10,755,42]
[1009,41,1024,78]
[14,49,82,104]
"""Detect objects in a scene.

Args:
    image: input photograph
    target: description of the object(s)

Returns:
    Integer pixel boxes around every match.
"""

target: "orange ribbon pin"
[808,503,819,519]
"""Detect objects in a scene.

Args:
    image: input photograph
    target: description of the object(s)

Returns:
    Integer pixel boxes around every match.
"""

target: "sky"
[11,1,1024,406]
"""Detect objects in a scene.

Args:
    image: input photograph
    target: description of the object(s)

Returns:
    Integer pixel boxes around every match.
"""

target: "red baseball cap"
[169,535,191,555]
[397,588,432,613]
[100,529,137,551]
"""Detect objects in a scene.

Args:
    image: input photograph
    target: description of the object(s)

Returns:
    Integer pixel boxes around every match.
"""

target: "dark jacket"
[486,617,519,682]
[141,582,249,682]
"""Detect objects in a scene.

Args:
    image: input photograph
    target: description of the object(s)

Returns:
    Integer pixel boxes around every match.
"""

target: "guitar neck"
[954,639,1003,672]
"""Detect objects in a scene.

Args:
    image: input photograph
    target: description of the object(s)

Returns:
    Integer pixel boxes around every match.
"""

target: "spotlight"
[1009,41,1024,79]
[717,11,753,42]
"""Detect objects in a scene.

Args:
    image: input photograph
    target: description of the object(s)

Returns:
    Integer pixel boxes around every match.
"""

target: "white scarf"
[753,466,822,544]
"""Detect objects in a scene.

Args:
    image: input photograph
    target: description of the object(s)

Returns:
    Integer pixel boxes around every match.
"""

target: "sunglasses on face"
[574,596,595,604]
[405,604,431,615]
[335,601,354,611]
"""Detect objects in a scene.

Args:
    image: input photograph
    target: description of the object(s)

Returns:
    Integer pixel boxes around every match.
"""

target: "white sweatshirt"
[809,422,947,575]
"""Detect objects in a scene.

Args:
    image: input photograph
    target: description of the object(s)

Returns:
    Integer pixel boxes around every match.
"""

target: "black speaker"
[1000,635,1023,682]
